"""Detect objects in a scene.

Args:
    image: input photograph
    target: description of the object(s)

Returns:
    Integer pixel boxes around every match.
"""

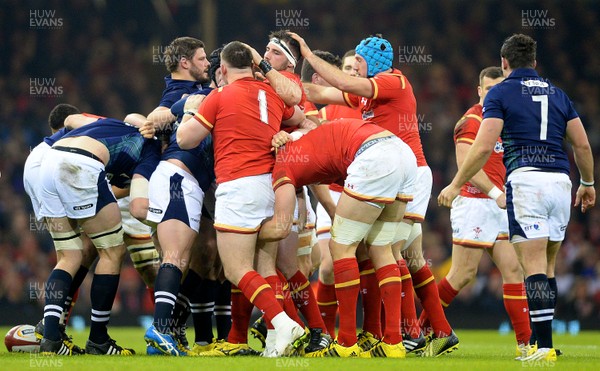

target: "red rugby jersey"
[304,101,319,117]
[317,104,362,193]
[194,77,294,183]
[343,69,427,166]
[319,104,362,121]
[453,103,505,198]
[272,119,387,190]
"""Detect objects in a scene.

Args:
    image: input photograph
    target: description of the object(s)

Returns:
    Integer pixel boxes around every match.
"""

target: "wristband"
[258,60,273,75]
[183,110,196,116]
[487,186,503,200]
[290,131,304,141]
[580,179,595,187]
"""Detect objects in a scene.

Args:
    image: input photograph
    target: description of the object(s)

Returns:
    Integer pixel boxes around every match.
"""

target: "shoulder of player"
[454,104,482,134]
[88,117,125,127]
[162,84,195,98]
[370,69,410,94]
[199,86,227,103]
[464,104,483,118]
[165,77,197,88]
[372,69,406,81]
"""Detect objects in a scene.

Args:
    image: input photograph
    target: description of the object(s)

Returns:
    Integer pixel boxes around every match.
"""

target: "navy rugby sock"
[190,277,217,344]
[526,274,553,349]
[43,269,72,341]
[89,274,120,344]
[215,280,232,340]
[153,263,183,334]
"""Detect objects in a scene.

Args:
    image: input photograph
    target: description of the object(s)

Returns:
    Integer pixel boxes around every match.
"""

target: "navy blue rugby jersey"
[158,77,204,108]
[162,129,215,192]
[43,127,69,146]
[60,118,161,187]
[170,87,214,123]
[483,68,578,177]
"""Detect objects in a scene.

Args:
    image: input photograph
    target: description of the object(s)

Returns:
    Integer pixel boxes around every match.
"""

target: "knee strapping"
[404,223,422,251]
[393,222,413,244]
[296,230,313,256]
[310,229,317,249]
[88,223,124,249]
[366,220,400,246]
[330,216,371,245]
[49,230,83,250]
[127,241,159,268]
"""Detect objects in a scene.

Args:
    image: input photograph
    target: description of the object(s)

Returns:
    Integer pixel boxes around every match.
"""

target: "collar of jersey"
[507,68,539,79]
[164,76,201,88]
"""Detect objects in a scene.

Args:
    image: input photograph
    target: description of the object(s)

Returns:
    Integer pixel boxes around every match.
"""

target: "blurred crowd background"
[1,0,598,330]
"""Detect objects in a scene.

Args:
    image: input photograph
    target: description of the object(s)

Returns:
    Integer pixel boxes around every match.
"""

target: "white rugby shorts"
[344,137,417,206]
[404,166,433,223]
[39,149,115,219]
[451,196,509,248]
[146,161,204,233]
[506,171,571,243]
[214,173,274,233]
[316,189,342,240]
[24,142,51,221]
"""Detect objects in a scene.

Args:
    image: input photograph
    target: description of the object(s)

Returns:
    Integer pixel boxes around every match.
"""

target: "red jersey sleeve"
[370,73,406,100]
[272,156,294,191]
[194,88,221,131]
[453,114,481,145]
[342,91,361,109]
[82,113,106,119]
[341,73,404,107]
[304,101,319,117]
[279,71,306,111]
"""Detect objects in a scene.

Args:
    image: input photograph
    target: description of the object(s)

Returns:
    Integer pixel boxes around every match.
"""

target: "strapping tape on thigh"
[127,241,159,268]
[393,222,413,244]
[366,220,400,246]
[88,223,124,249]
[50,230,83,250]
[330,216,371,245]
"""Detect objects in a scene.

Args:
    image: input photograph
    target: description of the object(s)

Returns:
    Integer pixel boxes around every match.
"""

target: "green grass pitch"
[1,327,598,370]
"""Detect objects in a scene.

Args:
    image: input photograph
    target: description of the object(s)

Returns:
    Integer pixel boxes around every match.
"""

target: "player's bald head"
[221,41,253,70]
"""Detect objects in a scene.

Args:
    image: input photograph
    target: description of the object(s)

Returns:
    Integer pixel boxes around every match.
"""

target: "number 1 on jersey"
[532,95,548,140]
[258,89,268,124]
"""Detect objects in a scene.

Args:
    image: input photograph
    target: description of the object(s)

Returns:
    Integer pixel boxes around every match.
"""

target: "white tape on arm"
[290,131,304,141]
[487,186,503,200]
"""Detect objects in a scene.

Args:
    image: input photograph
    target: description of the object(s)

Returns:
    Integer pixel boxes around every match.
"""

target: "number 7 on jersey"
[532,95,548,140]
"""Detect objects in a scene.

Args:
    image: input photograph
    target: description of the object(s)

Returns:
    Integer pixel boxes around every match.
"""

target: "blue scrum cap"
[355,35,393,77]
